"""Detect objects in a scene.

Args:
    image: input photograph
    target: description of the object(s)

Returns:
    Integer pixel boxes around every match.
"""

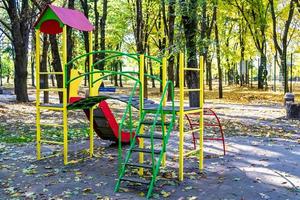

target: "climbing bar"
[184,128,201,135]
[184,68,201,71]
[184,149,200,157]
[39,123,63,127]
[39,72,63,75]
[40,140,64,145]
[38,106,64,111]
[184,88,202,92]
[184,109,202,114]
[40,88,65,92]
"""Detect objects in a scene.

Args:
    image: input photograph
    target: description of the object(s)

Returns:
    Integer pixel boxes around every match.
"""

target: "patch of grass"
[0,123,90,144]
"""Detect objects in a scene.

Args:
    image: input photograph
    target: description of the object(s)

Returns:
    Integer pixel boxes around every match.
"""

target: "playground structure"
[34,5,224,198]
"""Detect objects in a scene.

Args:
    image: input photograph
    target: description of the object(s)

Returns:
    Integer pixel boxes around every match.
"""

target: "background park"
[0,0,300,199]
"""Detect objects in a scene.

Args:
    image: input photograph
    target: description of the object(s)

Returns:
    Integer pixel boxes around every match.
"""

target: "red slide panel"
[69,97,134,143]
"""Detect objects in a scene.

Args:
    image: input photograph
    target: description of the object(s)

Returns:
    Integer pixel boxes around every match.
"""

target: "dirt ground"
[0,136,299,200]
[0,88,300,199]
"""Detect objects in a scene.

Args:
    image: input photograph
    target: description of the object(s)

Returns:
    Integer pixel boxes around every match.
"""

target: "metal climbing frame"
[178,53,205,181]
[185,108,226,155]
[36,27,94,165]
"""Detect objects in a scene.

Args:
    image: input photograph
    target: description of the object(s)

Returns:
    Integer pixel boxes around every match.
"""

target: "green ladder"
[114,82,176,199]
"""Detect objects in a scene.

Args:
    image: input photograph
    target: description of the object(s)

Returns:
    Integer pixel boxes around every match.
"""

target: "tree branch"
[0,26,12,41]
[0,19,12,32]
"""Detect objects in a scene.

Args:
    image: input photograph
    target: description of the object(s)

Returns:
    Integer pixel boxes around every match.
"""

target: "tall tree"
[180,0,199,107]
[214,0,223,98]
[80,0,90,86]
[166,0,176,100]
[269,0,295,93]
[233,0,269,89]
[0,0,34,102]
[99,0,108,70]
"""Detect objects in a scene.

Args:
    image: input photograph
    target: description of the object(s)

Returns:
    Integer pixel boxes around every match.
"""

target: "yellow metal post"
[139,54,145,176]
[199,56,204,171]
[88,31,94,158]
[36,29,41,160]
[179,52,185,181]
[162,57,167,167]
[62,25,68,165]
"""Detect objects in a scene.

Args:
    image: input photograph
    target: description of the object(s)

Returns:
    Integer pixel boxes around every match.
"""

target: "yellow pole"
[179,52,184,181]
[162,57,167,167]
[139,54,145,176]
[62,25,68,165]
[88,31,94,157]
[199,56,204,171]
[35,29,41,160]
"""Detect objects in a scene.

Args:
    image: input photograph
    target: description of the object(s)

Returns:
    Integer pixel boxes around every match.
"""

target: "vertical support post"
[88,31,94,157]
[89,31,93,89]
[274,55,276,92]
[36,29,41,160]
[139,54,145,176]
[179,52,184,181]
[290,53,293,93]
[199,56,204,172]
[162,57,167,167]
[62,25,68,165]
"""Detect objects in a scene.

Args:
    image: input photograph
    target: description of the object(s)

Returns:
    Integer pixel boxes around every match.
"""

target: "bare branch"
[0,26,12,42]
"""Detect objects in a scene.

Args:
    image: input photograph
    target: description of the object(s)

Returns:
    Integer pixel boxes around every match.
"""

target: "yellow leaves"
[160,190,171,198]
[82,187,92,193]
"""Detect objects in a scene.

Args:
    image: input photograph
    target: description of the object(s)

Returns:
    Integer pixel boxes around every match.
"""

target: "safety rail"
[147,80,176,198]
[64,50,163,88]
[117,80,141,171]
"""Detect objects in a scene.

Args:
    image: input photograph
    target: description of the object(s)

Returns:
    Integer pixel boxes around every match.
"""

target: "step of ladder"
[125,162,153,169]
[120,177,150,185]
[136,133,163,140]
[132,147,161,154]
[141,120,170,126]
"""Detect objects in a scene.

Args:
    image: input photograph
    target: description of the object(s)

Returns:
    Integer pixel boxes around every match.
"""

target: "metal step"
[132,147,161,154]
[126,162,153,169]
[136,133,163,140]
[121,177,150,185]
[141,120,170,126]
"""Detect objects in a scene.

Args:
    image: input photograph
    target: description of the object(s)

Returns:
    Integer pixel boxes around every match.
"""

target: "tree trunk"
[80,0,90,86]
[2,0,32,102]
[258,51,267,89]
[49,35,63,103]
[269,0,295,93]
[94,0,100,67]
[180,0,199,107]
[175,53,180,88]
[40,35,49,103]
[206,57,213,90]
[215,2,222,98]
[119,60,123,87]
[99,0,108,70]
[167,0,176,101]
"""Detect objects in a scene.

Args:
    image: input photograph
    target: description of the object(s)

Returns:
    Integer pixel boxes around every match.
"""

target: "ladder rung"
[40,88,65,92]
[125,162,153,169]
[39,123,64,127]
[184,68,200,71]
[141,120,170,126]
[184,109,202,114]
[121,177,150,184]
[184,88,202,92]
[132,147,161,154]
[39,72,64,75]
[40,140,63,145]
[136,133,163,140]
[39,104,64,111]
[184,128,201,134]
